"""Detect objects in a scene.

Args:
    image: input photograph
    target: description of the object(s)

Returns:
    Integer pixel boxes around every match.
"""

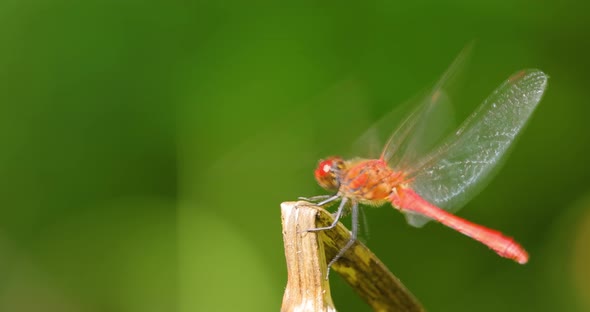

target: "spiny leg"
[306,197,347,232]
[317,194,340,206]
[298,195,332,202]
[325,200,359,279]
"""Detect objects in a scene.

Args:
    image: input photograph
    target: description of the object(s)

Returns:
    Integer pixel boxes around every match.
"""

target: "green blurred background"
[1,0,589,311]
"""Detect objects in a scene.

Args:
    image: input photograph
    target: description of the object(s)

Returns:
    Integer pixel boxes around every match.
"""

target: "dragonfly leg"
[325,200,358,279]
[298,195,332,202]
[300,194,340,206]
[317,194,340,206]
[306,197,347,232]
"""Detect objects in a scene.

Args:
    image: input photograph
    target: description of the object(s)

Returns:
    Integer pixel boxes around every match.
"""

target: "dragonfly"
[307,50,548,276]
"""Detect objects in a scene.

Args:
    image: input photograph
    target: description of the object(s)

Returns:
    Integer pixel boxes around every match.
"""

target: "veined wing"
[404,69,548,227]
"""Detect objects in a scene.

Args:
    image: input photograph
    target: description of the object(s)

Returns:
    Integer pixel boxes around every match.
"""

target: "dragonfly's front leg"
[298,194,332,202]
[299,194,341,215]
[300,194,343,220]
[306,197,348,232]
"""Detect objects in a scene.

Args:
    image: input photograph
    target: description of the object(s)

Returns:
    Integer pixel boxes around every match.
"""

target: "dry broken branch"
[281,201,424,312]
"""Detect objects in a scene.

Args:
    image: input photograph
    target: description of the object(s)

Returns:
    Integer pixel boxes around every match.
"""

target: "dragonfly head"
[314,156,345,192]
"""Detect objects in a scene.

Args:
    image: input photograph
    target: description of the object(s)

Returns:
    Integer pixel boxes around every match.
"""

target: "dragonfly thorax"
[339,159,405,203]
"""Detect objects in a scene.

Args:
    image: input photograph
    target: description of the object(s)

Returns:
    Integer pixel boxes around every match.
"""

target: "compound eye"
[314,157,343,191]
[318,160,333,176]
[314,159,334,179]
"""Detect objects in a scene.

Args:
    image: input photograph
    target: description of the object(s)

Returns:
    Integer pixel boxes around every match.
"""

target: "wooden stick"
[281,201,336,312]
[281,201,424,312]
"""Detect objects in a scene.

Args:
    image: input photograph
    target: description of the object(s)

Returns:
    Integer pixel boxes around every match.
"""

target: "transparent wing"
[405,69,548,227]
[382,44,475,169]
[352,44,472,163]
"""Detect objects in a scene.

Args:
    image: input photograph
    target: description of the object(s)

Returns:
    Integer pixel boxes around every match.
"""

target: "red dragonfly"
[308,50,548,275]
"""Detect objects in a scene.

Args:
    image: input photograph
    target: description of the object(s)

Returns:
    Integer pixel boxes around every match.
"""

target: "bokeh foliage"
[0,0,589,311]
